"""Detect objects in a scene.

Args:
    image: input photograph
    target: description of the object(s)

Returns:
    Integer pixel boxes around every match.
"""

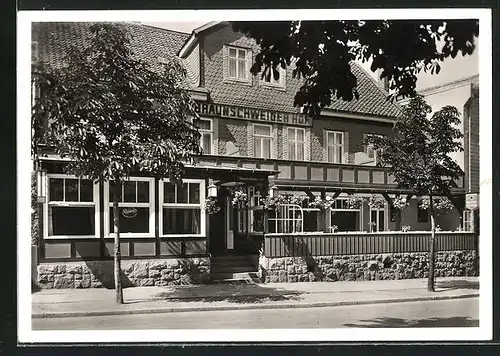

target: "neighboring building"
[32,22,472,287]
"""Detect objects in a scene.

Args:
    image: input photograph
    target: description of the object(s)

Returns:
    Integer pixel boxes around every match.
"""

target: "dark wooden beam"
[303,188,316,200]
[331,190,342,200]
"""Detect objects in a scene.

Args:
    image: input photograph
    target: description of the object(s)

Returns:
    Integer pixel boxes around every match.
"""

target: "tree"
[366,95,464,292]
[32,23,202,303]
[232,20,478,116]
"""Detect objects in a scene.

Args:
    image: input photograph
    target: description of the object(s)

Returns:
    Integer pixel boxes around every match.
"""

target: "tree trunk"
[427,196,436,292]
[113,176,123,304]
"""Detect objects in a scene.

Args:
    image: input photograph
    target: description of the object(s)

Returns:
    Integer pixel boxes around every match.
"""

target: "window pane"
[254,138,262,157]
[194,119,211,131]
[297,129,304,141]
[189,183,200,204]
[49,178,63,202]
[229,58,236,77]
[176,184,188,203]
[50,206,95,235]
[288,141,295,160]
[108,181,122,202]
[229,48,236,58]
[79,180,94,202]
[65,179,79,202]
[336,133,343,145]
[238,49,246,60]
[263,138,271,158]
[163,182,175,203]
[378,211,385,231]
[109,207,149,234]
[163,208,201,234]
[288,128,295,140]
[254,125,271,136]
[336,148,342,163]
[328,147,334,163]
[124,181,136,203]
[237,60,246,79]
[202,133,212,154]
[252,210,264,232]
[297,143,304,161]
[327,132,334,147]
[137,181,149,203]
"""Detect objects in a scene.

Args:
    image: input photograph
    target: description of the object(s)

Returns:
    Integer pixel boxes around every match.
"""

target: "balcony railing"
[193,155,464,193]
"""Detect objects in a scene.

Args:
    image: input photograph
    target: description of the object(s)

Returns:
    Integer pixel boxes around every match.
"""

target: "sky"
[142,21,479,91]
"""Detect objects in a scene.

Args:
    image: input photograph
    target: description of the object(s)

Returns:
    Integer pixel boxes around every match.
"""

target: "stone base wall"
[259,251,478,283]
[37,258,210,289]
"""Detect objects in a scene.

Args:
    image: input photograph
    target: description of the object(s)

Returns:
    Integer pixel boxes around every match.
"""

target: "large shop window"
[326,131,345,164]
[194,118,213,155]
[104,177,155,237]
[159,179,206,237]
[227,46,250,81]
[331,198,361,232]
[253,124,272,159]
[45,175,99,238]
[288,127,305,161]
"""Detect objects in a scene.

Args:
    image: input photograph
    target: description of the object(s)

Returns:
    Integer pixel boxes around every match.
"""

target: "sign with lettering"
[194,102,312,127]
[465,193,479,210]
[122,207,138,219]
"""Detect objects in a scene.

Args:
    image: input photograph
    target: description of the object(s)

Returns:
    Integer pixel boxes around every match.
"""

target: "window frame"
[194,117,213,155]
[288,127,306,161]
[158,178,206,238]
[103,177,155,238]
[326,130,345,164]
[43,173,100,239]
[227,45,250,82]
[253,123,273,159]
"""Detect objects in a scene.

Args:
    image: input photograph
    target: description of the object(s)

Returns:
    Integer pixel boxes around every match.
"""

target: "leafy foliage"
[366,95,464,198]
[232,20,478,115]
[32,23,202,183]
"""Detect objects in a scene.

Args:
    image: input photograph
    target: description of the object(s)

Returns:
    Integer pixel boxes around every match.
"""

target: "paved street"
[33,297,478,330]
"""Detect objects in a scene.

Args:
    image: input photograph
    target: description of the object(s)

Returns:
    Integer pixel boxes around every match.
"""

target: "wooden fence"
[263,232,478,258]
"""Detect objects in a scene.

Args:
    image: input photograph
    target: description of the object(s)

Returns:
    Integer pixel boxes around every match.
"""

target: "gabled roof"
[32,22,190,72]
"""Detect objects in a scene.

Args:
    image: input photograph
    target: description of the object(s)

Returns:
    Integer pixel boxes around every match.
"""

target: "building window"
[370,206,386,232]
[248,187,264,233]
[331,198,361,232]
[159,179,205,236]
[326,131,344,164]
[253,124,272,158]
[269,204,303,234]
[417,205,429,223]
[463,210,474,232]
[227,46,249,81]
[104,177,155,237]
[364,133,384,164]
[194,118,213,155]
[45,175,99,238]
[261,63,286,88]
[288,127,305,161]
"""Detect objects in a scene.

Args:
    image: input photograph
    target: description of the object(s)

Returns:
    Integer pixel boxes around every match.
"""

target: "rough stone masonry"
[259,250,478,283]
[37,257,210,289]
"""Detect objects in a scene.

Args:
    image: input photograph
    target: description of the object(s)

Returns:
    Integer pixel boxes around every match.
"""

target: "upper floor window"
[104,177,155,237]
[194,118,213,155]
[228,46,249,81]
[261,63,286,89]
[326,130,344,164]
[288,127,305,161]
[253,124,272,159]
[364,133,384,164]
[45,175,99,238]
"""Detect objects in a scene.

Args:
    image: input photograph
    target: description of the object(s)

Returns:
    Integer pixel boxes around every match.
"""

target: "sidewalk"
[32,277,479,318]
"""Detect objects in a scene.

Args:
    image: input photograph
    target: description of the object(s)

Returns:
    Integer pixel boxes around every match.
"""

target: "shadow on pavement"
[148,283,305,304]
[435,279,479,291]
[343,316,479,328]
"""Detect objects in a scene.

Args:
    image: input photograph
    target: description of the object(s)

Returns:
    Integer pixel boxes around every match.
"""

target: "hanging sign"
[122,207,138,219]
[465,193,479,210]
[194,102,312,127]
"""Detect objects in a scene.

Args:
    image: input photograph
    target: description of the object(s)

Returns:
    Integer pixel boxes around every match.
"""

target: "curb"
[32,293,479,319]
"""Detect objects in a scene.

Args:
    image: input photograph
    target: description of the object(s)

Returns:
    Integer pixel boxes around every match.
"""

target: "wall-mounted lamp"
[208,183,218,198]
[269,185,278,198]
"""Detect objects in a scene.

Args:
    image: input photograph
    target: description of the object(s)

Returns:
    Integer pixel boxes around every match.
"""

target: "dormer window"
[261,63,286,89]
[224,45,252,85]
